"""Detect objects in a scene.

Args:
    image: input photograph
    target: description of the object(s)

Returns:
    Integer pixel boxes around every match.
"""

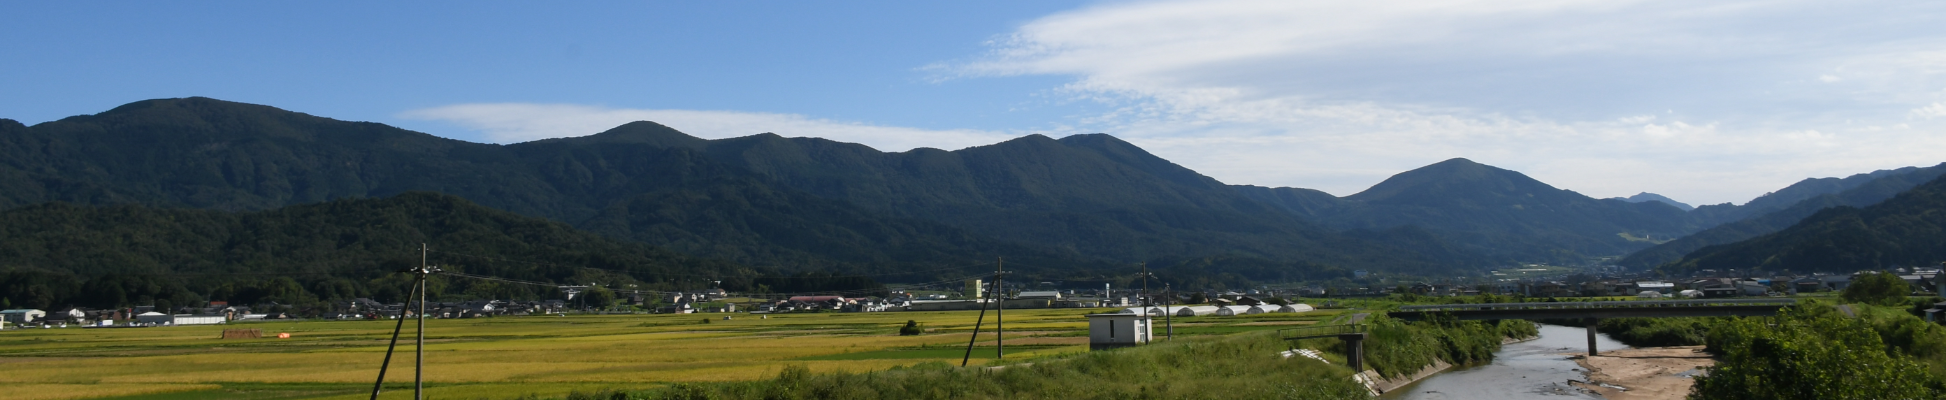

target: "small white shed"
[1086,313,1152,350]
[173,315,226,325]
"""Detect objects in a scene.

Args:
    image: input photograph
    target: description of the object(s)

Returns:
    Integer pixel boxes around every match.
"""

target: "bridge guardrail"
[1396,298,1797,313]
[1279,324,1367,340]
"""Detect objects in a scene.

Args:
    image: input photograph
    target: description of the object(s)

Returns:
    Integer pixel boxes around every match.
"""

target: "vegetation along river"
[1382,324,1632,400]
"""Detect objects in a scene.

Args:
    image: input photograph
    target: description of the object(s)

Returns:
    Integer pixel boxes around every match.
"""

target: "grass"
[0,306,1358,399]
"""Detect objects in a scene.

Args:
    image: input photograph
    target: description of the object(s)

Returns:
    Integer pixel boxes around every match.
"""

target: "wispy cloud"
[400,104,1017,152]
[938,0,1946,204]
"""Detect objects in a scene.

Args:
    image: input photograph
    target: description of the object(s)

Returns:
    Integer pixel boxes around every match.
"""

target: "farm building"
[1174,305,1220,316]
[1086,313,1152,350]
[1213,305,1254,316]
[1,309,45,324]
[135,312,173,325]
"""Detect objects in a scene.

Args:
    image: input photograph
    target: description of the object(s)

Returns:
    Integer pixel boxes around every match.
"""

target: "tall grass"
[1349,314,1536,379]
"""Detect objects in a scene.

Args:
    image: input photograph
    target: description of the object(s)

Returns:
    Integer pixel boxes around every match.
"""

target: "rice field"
[0,307,1347,399]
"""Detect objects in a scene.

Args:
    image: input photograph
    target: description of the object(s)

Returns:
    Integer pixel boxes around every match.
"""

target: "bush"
[1843,271,1911,306]
[1597,317,1711,347]
[1692,306,1934,400]
[899,320,923,336]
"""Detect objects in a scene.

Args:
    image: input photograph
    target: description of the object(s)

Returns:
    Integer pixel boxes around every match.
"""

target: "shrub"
[1843,271,1911,306]
[898,320,922,336]
[1692,306,1934,400]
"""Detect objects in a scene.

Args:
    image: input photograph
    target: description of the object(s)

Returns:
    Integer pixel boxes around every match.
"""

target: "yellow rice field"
[0,307,1344,399]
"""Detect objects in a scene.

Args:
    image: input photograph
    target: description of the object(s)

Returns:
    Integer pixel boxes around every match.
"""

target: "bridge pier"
[1586,318,1598,356]
[1339,333,1366,372]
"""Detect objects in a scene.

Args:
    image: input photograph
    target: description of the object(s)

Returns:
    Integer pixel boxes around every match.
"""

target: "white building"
[173,315,226,325]
[1,309,45,325]
[1086,313,1152,350]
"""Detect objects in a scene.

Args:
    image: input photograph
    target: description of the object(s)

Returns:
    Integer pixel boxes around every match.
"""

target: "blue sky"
[5,1,1945,205]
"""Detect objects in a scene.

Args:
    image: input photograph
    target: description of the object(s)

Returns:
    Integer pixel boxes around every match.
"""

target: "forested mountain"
[0,97,1478,276]
[1239,158,1696,263]
[1618,163,1946,269]
[1686,164,1946,225]
[1613,192,1694,211]
[0,193,764,310]
[1658,174,1946,274]
[549,124,1474,266]
[0,98,1071,273]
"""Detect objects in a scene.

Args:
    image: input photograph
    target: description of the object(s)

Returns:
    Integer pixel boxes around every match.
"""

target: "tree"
[1186,292,1207,304]
[582,286,616,310]
[1842,272,1910,306]
[899,320,922,336]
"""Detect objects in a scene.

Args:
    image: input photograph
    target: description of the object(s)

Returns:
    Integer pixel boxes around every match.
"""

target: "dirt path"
[1569,346,1713,400]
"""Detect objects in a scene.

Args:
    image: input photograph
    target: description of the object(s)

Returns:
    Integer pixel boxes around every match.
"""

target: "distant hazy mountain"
[1618,163,1946,269]
[0,97,1478,276]
[1612,192,1693,211]
[1661,173,1946,274]
[1241,158,1698,263]
[1687,165,1944,226]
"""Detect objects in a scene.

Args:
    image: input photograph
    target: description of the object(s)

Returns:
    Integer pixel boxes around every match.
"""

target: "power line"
[426,249,995,280]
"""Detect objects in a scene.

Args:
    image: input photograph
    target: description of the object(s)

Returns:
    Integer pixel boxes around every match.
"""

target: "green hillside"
[1620,163,1946,269]
[1661,174,1946,274]
[0,192,758,311]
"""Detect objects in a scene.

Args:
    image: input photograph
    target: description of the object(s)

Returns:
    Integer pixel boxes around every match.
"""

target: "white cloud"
[941,0,1946,205]
[1916,102,1946,119]
[400,104,1016,152]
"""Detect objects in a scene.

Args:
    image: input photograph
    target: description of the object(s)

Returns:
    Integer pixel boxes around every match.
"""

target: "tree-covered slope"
[1661,174,1946,274]
[546,126,1440,265]
[1687,164,1944,225]
[0,192,761,310]
[1620,163,1946,269]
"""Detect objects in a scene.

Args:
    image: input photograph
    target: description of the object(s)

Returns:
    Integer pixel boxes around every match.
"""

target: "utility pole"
[1140,263,1150,344]
[368,259,425,400]
[960,277,997,367]
[995,257,1004,360]
[414,243,440,400]
[1164,282,1173,341]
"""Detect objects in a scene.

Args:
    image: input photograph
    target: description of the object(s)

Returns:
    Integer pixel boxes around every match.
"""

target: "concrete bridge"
[1279,323,1370,371]
[1390,299,1796,355]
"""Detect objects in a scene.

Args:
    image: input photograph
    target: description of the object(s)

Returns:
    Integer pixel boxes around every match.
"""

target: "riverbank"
[1569,346,1713,400]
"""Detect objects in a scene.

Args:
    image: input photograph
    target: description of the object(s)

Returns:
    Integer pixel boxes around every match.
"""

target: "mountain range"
[1658,173,1946,274]
[2,97,1940,285]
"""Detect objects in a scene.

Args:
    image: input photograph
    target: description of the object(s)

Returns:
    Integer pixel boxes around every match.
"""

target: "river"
[1380,324,1631,400]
